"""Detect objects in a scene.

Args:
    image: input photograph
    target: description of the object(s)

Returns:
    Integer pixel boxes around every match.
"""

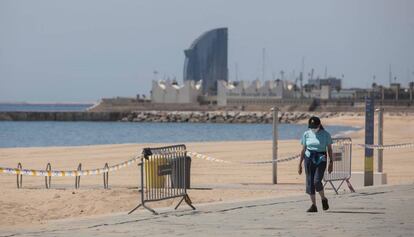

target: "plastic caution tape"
[356,143,414,150]
[2,142,412,177]
[188,142,413,165]
[241,154,301,165]
[0,155,142,177]
[187,151,232,164]
[187,151,300,165]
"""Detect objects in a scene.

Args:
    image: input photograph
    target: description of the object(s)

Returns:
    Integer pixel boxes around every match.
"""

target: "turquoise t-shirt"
[301,129,333,155]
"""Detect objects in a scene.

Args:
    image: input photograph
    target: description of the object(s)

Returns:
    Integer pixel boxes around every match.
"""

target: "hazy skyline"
[1,0,413,102]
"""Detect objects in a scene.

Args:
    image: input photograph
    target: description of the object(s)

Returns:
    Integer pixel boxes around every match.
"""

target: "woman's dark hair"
[308,116,324,130]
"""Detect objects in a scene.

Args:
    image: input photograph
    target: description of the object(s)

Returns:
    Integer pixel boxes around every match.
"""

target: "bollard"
[103,163,109,189]
[75,163,82,189]
[45,163,52,189]
[376,107,384,172]
[364,94,375,186]
[17,163,23,189]
[272,107,279,184]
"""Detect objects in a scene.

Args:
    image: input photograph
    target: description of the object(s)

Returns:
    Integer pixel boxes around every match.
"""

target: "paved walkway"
[2,184,414,237]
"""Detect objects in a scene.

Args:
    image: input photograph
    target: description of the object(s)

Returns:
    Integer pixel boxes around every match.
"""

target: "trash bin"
[171,156,191,189]
[145,157,166,188]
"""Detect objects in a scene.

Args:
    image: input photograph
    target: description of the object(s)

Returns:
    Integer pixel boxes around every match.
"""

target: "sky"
[0,0,413,103]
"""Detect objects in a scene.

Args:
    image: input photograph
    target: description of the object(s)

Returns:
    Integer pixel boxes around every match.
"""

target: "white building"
[151,80,202,104]
[217,80,296,106]
[331,89,356,99]
[308,77,342,90]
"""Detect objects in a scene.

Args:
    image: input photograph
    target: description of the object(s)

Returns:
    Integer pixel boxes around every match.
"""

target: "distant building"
[307,77,342,91]
[183,28,228,95]
[331,89,356,99]
[303,77,343,99]
[217,80,296,106]
[151,80,201,104]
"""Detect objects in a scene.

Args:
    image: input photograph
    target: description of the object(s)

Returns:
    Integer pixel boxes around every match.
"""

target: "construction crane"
[280,70,285,81]
[309,68,314,81]
[300,57,305,99]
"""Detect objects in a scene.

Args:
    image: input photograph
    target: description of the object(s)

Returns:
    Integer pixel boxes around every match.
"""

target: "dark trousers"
[304,158,327,195]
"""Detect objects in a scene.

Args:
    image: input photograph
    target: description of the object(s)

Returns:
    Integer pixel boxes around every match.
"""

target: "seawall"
[0,111,336,123]
[0,111,350,123]
[1,111,411,124]
[0,112,128,121]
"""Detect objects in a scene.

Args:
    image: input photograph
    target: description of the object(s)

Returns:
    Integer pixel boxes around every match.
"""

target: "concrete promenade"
[2,184,414,237]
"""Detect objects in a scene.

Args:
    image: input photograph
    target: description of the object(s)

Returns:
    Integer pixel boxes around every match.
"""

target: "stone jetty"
[120,111,363,124]
[2,111,408,123]
[0,111,370,123]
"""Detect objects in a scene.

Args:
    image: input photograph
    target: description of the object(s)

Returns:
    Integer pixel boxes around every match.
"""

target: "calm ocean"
[0,121,358,148]
[0,103,358,148]
[0,103,93,112]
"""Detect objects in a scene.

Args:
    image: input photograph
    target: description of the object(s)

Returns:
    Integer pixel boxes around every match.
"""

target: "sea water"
[0,103,93,112]
[0,121,358,148]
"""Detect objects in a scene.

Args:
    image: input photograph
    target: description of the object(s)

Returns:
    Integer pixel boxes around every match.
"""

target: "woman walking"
[298,116,333,212]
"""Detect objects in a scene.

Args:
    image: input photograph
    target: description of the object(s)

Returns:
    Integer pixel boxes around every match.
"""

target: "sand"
[0,114,413,228]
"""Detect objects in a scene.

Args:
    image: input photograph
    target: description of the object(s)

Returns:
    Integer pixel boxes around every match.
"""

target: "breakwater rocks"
[120,111,361,124]
[0,111,410,123]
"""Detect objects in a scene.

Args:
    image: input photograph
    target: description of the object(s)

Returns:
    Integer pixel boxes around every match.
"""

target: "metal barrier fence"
[128,144,195,215]
[323,137,355,194]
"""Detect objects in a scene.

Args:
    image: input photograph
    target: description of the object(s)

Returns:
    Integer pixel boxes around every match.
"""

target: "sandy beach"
[0,114,413,228]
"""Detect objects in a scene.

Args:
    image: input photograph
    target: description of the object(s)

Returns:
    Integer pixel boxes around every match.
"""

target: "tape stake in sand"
[45,163,52,189]
[75,163,82,189]
[17,163,22,189]
[103,163,109,189]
